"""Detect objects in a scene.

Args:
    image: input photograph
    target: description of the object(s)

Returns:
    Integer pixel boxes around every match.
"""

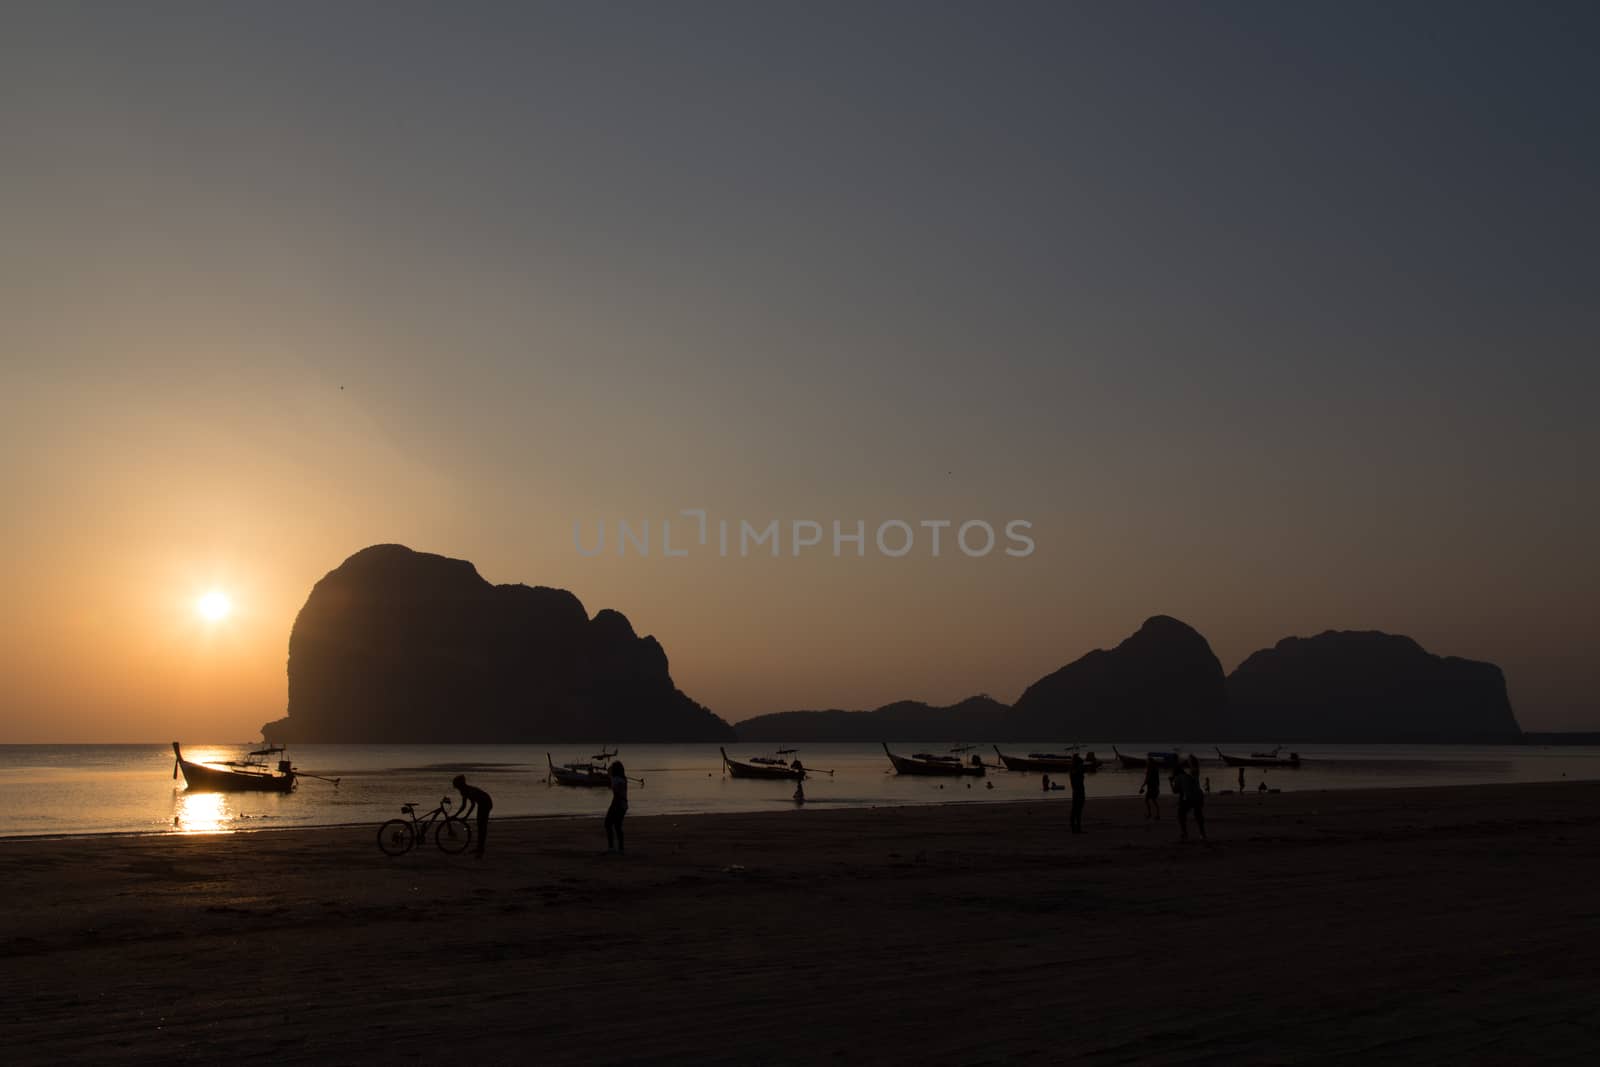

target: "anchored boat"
[171,742,297,793]
[548,749,619,787]
[882,742,987,777]
[992,746,1102,772]
[1112,747,1183,770]
[721,747,833,780]
[1215,746,1301,768]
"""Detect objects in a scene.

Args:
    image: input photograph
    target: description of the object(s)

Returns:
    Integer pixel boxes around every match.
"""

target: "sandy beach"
[4,781,1597,1064]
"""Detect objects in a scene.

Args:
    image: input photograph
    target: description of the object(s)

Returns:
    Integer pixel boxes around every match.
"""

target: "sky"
[2,2,1596,741]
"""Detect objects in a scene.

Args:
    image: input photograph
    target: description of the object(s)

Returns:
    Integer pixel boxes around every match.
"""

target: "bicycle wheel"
[377,819,415,856]
[435,816,472,855]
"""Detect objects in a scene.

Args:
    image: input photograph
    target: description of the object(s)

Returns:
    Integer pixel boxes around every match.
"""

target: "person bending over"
[452,774,493,858]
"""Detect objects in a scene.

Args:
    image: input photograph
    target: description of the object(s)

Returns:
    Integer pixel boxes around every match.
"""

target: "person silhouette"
[1238,767,1246,793]
[451,774,492,858]
[605,760,628,854]
[1142,762,1161,820]
[1068,753,1086,834]
[1042,774,1052,793]
[1174,763,1207,841]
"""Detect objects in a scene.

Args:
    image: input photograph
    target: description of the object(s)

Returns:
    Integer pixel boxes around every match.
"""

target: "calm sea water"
[2,741,1597,839]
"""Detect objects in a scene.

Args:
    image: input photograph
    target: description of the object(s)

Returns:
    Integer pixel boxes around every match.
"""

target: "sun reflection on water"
[173,789,233,834]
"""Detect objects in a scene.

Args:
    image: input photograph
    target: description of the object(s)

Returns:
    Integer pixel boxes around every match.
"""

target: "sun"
[196,590,233,622]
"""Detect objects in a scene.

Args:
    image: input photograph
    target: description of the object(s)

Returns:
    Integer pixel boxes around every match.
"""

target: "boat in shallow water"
[882,742,987,777]
[992,746,1102,772]
[171,742,296,793]
[721,747,833,780]
[548,750,617,787]
[1215,746,1301,768]
[1112,747,1182,770]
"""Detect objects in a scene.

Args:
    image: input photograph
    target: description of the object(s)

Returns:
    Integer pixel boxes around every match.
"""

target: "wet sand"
[3,781,1598,1064]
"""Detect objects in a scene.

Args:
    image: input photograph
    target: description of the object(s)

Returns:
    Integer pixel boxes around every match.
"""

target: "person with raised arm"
[605,760,629,854]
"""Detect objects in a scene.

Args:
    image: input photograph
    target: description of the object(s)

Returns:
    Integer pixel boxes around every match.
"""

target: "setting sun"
[196,590,233,622]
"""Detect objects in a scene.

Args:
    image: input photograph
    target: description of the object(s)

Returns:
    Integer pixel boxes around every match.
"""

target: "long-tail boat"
[171,742,296,793]
[548,750,617,787]
[992,746,1102,772]
[1113,746,1182,770]
[1215,746,1301,768]
[882,742,986,777]
[721,747,833,780]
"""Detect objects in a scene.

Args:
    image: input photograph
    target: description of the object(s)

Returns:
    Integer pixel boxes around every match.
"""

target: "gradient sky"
[3,2,1596,741]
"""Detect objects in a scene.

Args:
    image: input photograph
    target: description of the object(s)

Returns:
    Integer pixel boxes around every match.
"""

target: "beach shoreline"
[5,780,1597,1063]
[6,763,1598,844]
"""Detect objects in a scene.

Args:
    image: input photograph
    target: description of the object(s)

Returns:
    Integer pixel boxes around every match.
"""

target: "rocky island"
[261,550,1523,745]
[261,545,733,743]
[736,616,1228,742]
[734,619,1520,743]
[1226,630,1521,742]
[734,696,1009,743]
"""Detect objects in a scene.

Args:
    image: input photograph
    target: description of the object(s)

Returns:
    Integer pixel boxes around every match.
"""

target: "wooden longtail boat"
[171,742,296,793]
[882,742,986,777]
[992,746,1102,772]
[721,747,826,780]
[547,751,617,787]
[1112,747,1182,770]
[1215,746,1301,768]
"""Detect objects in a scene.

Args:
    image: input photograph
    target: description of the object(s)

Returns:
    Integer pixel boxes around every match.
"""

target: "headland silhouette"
[264,545,1522,745]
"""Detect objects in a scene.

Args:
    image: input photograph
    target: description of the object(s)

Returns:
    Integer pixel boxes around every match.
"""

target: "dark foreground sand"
[3,781,1598,1064]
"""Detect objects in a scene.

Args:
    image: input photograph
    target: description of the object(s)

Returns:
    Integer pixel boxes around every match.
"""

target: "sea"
[2,741,1598,839]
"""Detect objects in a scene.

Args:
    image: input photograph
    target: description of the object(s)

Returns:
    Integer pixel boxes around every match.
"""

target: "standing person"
[1068,753,1086,834]
[1041,774,1052,793]
[1142,761,1161,820]
[1174,763,1208,842]
[451,774,492,858]
[605,760,628,854]
[1237,766,1246,793]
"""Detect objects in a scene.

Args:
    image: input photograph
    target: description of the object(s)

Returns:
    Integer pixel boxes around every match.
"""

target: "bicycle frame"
[400,798,459,842]
[378,796,473,856]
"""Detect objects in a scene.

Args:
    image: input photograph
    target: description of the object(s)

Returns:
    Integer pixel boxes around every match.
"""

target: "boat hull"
[172,743,295,793]
[1113,747,1180,770]
[883,743,985,777]
[721,748,804,780]
[1216,748,1300,768]
[993,747,1100,773]
[548,754,610,787]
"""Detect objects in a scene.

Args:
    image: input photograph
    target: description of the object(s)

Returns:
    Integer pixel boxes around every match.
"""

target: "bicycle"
[376,796,474,856]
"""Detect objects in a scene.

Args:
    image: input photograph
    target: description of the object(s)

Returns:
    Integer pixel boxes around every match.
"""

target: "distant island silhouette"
[262,546,1521,744]
[735,696,1009,743]
[261,545,733,743]
[736,617,1521,743]
[1010,615,1227,740]
[1226,630,1521,742]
